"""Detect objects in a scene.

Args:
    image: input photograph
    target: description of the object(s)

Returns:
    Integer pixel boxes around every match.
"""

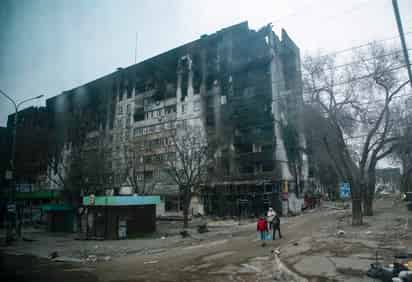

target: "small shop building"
[42,203,75,232]
[83,195,160,240]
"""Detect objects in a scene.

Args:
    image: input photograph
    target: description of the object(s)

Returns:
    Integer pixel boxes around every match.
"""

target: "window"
[126,116,131,127]
[182,104,186,113]
[165,196,180,211]
[221,95,227,105]
[194,100,200,111]
[134,127,143,137]
[118,104,123,114]
[262,162,274,172]
[253,144,262,152]
[126,104,131,114]
[117,119,123,128]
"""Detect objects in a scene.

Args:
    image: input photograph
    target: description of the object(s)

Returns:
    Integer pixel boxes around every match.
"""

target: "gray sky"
[1,0,411,126]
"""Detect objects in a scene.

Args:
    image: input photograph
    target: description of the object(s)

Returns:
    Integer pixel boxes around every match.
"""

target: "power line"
[312,31,412,58]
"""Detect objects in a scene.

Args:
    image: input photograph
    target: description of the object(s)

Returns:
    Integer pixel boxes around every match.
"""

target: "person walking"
[271,211,282,240]
[267,207,275,230]
[257,217,268,245]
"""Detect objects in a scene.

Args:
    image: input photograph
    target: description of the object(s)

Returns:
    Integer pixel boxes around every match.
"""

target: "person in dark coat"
[271,211,282,240]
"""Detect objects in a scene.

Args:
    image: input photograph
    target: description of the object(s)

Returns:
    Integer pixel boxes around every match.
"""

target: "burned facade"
[17,21,307,216]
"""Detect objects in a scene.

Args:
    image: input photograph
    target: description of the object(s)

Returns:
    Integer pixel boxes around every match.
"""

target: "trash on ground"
[197,224,209,233]
[52,256,84,263]
[22,237,37,242]
[180,230,190,238]
[143,260,159,264]
[336,230,345,237]
[86,255,97,263]
[48,251,59,259]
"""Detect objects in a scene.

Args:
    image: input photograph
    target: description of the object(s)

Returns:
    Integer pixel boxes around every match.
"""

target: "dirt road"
[0,209,332,282]
[95,210,334,282]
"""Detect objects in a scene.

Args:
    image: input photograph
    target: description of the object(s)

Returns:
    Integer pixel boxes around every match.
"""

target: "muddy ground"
[1,196,411,282]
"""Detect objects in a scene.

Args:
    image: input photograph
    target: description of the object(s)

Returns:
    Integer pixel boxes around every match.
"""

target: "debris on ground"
[52,256,84,263]
[86,255,97,263]
[103,256,111,262]
[180,230,190,238]
[366,261,412,281]
[143,260,159,264]
[197,224,209,233]
[22,237,37,242]
[48,251,59,259]
[336,230,345,237]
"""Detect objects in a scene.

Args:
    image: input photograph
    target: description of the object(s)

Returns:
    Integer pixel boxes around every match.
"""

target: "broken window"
[119,88,123,101]
[134,127,143,137]
[194,100,200,111]
[262,161,274,172]
[253,144,262,152]
[126,83,132,99]
[133,107,144,122]
[240,165,254,174]
[117,119,123,128]
[262,144,272,152]
[221,96,227,105]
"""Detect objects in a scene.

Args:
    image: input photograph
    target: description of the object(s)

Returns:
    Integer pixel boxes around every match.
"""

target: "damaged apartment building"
[45,21,308,217]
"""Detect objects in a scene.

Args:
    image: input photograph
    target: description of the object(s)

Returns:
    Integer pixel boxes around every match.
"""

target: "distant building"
[6,106,49,186]
[375,168,401,193]
[11,21,307,217]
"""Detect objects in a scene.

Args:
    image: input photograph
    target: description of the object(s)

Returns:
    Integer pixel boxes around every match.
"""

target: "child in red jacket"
[257,217,268,242]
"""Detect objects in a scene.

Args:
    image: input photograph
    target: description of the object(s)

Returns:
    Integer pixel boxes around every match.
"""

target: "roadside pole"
[392,0,412,88]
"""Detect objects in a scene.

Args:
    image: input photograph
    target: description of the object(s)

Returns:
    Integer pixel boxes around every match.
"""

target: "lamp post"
[0,89,44,241]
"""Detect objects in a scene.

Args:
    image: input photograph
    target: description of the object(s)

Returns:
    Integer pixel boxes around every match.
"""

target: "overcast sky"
[1,0,411,126]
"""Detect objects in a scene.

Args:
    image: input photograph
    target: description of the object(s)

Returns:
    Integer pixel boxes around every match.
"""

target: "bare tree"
[123,137,159,195]
[394,114,412,193]
[303,43,409,224]
[161,124,211,228]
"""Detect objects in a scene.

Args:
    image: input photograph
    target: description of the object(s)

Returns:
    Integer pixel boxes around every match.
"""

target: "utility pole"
[392,0,412,88]
[0,90,44,242]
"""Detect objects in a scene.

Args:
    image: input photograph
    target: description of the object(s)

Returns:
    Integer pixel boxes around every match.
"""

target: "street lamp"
[0,89,44,172]
[0,89,44,240]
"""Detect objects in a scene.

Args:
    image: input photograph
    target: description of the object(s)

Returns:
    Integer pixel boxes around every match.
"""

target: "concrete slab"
[330,256,374,272]
[293,255,337,277]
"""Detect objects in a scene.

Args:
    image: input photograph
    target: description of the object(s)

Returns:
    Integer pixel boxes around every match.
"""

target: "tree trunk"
[351,181,363,225]
[352,197,363,225]
[183,205,189,229]
[363,172,375,216]
[182,187,191,229]
[363,195,373,216]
